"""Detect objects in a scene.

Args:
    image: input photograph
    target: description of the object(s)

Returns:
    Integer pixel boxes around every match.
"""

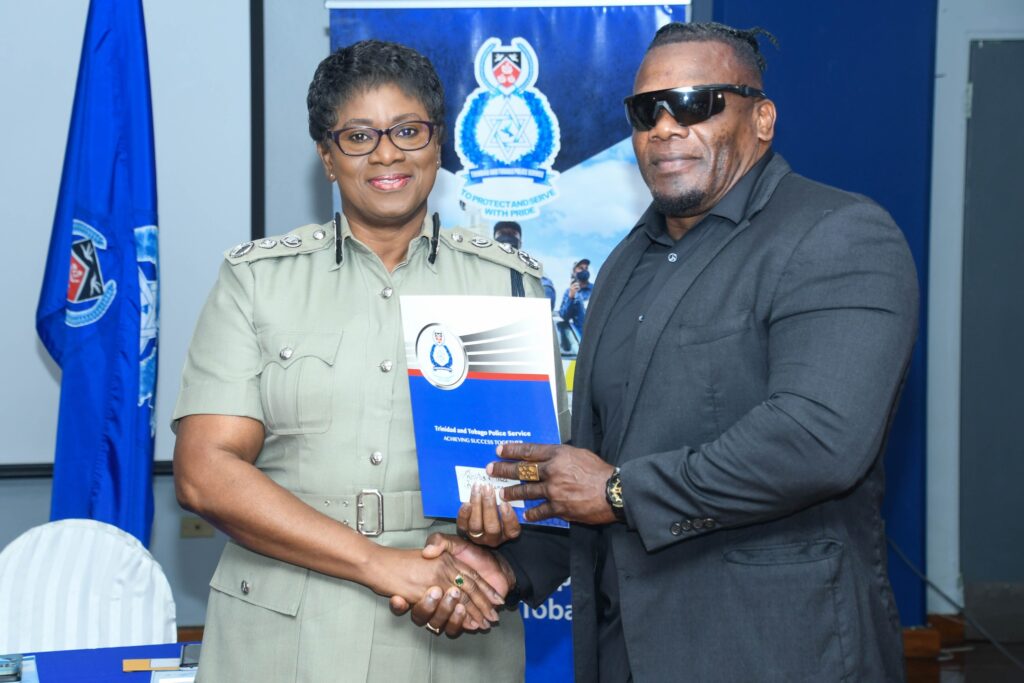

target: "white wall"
[264,0,334,233]
[0,0,250,626]
[0,0,250,468]
[928,0,1024,614]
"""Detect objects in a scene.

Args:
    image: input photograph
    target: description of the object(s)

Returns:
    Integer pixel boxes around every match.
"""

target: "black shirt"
[589,151,773,682]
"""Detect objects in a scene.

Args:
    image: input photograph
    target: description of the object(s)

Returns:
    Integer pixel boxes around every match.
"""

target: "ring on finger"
[517,462,541,482]
[425,623,441,635]
[453,573,465,588]
[468,530,485,539]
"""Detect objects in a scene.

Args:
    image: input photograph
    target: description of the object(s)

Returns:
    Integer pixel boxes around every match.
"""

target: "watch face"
[607,474,624,507]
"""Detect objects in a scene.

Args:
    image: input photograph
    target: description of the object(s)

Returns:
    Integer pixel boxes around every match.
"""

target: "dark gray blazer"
[504,154,918,682]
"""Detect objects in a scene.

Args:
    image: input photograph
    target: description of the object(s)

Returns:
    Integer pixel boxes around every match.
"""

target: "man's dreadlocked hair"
[647,22,778,86]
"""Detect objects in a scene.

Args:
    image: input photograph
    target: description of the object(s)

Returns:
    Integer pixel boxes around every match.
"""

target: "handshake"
[384,442,618,637]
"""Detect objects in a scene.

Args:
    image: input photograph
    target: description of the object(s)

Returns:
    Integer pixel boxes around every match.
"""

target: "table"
[26,642,195,683]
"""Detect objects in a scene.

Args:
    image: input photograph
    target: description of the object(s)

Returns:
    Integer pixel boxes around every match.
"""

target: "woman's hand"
[371,546,502,631]
[456,483,522,547]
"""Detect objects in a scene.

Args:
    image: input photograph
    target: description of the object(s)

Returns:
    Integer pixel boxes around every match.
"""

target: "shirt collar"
[328,210,436,272]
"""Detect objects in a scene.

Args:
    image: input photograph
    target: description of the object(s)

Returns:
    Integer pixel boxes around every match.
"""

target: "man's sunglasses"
[623,84,767,131]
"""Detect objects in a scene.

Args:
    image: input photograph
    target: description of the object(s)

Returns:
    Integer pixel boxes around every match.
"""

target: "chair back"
[0,519,176,653]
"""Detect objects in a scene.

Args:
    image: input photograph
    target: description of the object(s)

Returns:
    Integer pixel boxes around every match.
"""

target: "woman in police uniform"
[172,40,565,682]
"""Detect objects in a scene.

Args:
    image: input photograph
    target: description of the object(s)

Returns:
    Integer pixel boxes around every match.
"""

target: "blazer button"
[680,520,693,532]
[692,518,705,530]
[670,522,683,536]
[704,517,717,529]
[240,580,250,595]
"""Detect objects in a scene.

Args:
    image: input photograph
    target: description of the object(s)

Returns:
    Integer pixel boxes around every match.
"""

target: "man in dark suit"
[398,21,918,682]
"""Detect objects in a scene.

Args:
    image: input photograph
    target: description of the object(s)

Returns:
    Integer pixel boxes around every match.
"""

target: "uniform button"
[704,517,716,529]
[670,522,683,536]
[680,520,693,532]
[322,499,331,507]
[692,518,705,530]
[370,451,384,465]
[667,252,678,263]
[380,287,394,299]
[638,314,645,322]
[279,346,294,361]
[379,360,393,372]
[313,229,326,240]
[240,580,250,595]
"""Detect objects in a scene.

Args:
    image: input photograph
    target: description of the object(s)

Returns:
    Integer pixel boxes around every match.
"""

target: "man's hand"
[489,443,617,525]
[567,281,581,299]
[389,533,516,637]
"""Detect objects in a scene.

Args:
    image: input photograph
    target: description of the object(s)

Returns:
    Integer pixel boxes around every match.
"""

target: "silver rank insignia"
[471,237,492,248]
[517,250,541,270]
[258,238,277,249]
[281,235,302,248]
[230,241,254,258]
[452,233,464,242]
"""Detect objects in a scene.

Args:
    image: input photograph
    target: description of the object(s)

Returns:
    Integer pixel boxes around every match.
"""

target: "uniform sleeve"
[171,259,264,427]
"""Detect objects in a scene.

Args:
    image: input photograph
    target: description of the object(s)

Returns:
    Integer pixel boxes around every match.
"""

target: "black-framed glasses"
[623,84,767,131]
[329,120,436,156]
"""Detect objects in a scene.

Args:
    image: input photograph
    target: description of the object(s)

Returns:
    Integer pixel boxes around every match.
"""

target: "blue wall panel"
[714,1,936,626]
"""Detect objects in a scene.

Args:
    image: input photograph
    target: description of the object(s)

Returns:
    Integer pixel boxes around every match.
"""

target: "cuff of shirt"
[171,381,264,432]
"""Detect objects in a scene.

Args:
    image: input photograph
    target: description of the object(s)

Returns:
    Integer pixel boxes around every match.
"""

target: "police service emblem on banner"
[454,37,560,220]
[66,219,117,328]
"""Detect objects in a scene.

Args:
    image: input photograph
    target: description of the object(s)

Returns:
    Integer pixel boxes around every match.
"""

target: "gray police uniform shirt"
[173,214,570,682]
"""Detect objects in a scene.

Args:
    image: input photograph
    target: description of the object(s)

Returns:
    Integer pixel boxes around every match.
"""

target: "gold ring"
[425,623,441,635]
[453,574,465,588]
[468,530,485,539]
[517,462,541,482]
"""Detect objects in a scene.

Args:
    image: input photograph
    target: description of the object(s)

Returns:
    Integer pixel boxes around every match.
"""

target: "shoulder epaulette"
[224,222,333,263]
[438,228,544,278]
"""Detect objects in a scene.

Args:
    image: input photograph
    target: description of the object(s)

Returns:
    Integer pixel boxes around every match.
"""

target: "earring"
[328,172,335,180]
[436,158,442,169]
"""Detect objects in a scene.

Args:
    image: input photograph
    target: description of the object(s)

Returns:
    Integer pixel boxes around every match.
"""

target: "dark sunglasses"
[623,84,767,131]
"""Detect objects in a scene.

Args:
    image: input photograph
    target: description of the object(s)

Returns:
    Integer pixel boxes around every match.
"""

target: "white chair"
[0,519,176,653]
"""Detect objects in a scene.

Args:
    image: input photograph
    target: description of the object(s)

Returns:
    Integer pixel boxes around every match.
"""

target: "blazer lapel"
[570,226,648,448]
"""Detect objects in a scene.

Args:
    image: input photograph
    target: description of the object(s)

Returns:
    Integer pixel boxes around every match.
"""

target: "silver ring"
[468,530,485,539]
[425,623,441,635]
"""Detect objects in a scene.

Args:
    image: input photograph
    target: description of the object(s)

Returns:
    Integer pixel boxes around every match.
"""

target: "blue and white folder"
[401,294,566,528]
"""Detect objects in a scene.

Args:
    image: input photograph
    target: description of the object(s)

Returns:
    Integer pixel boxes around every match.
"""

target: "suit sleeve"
[496,529,571,608]
[620,201,919,552]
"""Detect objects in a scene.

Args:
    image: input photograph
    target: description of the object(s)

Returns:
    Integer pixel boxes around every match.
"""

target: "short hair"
[307,40,445,144]
[647,22,777,86]
[493,221,522,235]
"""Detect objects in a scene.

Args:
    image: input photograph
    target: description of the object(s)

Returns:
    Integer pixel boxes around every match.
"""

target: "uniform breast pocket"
[258,330,342,435]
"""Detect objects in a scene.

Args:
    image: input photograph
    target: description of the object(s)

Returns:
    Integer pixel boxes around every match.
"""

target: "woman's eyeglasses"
[329,120,436,156]
[623,84,766,131]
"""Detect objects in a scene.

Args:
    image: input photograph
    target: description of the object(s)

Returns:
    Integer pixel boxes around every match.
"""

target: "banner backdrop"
[329,3,687,680]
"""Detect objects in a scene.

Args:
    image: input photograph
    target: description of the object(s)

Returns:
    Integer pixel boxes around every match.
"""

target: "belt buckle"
[356,489,384,537]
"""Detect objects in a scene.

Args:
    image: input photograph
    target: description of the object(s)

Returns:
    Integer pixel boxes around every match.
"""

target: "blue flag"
[36,0,158,546]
